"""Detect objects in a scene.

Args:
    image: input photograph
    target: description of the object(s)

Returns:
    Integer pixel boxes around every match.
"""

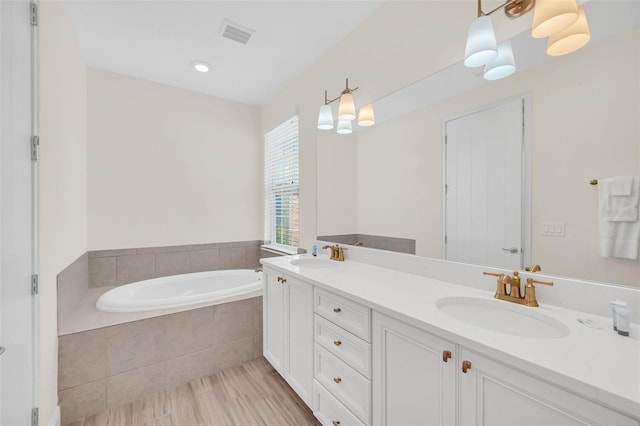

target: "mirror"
[317,1,639,286]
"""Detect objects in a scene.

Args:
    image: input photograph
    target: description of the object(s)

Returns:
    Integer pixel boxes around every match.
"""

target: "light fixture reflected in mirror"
[336,120,352,135]
[463,0,589,79]
[318,78,375,133]
[483,40,516,80]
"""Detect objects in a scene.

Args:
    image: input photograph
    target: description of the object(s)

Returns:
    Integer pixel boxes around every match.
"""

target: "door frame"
[441,93,532,269]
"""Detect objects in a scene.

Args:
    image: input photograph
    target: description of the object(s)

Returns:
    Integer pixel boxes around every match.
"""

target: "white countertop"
[261,254,640,419]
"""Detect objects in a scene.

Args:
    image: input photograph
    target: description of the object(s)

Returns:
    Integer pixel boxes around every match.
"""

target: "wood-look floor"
[68,357,321,426]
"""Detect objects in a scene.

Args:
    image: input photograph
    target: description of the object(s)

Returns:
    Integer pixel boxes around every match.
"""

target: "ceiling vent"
[219,19,255,45]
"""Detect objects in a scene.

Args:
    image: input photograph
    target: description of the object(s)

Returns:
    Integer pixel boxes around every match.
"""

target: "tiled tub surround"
[58,297,263,424]
[57,240,284,334]
[317,234,416,254]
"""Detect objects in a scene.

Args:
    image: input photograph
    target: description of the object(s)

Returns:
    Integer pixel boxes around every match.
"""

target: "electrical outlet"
[541,221,565,237]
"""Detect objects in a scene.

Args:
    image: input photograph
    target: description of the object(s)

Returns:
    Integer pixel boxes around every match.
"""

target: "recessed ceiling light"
[191,61,210,73]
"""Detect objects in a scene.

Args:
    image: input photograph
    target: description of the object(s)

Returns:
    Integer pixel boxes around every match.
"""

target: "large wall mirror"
[317,1,639,286]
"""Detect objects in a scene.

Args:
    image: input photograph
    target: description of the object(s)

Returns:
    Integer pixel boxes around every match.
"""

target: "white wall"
[355,29,639,286]
[39,1,88,422]
[87,69,261,250]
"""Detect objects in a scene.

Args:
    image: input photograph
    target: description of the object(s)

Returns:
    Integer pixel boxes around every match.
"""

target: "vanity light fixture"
[317,78,375,133]
[463,0,590,80]
[191,61,210,73]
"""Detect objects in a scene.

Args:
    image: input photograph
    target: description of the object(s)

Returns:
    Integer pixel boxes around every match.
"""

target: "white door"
[263,268,285,373]
[1,0,36,425]
[444,97,524,270]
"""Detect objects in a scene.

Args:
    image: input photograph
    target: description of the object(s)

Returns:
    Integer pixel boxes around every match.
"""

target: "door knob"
[501,247,519,254]
[0,346,5,356]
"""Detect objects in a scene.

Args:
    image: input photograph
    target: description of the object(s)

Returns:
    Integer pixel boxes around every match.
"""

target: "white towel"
[611,176,634,196]
[598,176,640,259]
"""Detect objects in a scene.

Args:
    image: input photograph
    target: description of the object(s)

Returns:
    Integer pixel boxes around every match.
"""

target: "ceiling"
[65,0,384,106]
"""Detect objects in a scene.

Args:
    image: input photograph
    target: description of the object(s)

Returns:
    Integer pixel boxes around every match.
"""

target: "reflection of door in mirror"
[444,97,524,270]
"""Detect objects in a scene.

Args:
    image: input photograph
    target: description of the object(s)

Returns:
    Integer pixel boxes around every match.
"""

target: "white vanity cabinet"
[372,312,457,426]
[458,347,638,426]
[373,312,639,426]
[313,288,372,426]
[262,267,313,405]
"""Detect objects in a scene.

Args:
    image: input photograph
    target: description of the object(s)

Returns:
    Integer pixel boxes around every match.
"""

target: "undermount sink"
[290,258,336,269]
[436,296,570,339]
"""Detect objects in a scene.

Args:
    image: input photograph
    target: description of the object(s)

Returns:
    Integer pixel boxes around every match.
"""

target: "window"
[263,115,299,253]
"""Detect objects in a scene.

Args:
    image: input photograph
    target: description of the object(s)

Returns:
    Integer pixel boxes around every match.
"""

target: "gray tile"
[253,297,263,334]
[59,329,107,390]
[107,363,167,408]
[182,244,210,251]
[189,248,219,272]
[165,347,217,389]
[106,317,166,375]
[211,336,257,373]
[219,247,246,270]
[88,256,116,288]
[246,246,261,269]
[57,253,89,315]
[116,254,155,285]
[212,299,257,346]
[259,249,281,259]
[136,246,175,254]
[155,251,190,277]
[254,334,263,359]
[59,379,107,424]
[92,248,137,258]
[164,307,215,359]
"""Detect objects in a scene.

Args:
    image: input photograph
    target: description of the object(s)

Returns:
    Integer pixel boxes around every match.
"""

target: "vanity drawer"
[313,379,365,426]
[314,344,371,424]
[315,314,371,378]
[315,288,371,341]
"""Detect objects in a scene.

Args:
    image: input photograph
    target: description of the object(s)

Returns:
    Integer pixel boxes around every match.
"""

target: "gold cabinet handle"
[333,307,342,313]
[333,340,342,347]
[462,360,472,374]
[332,421,341,426]
[333,377,342,383]
[442,350,452,363]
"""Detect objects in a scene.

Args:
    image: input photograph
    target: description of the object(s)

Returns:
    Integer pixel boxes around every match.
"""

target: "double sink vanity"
[261,246,640,426]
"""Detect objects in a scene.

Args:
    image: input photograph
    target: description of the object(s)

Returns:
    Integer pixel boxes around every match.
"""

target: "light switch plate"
[541,221,565,237]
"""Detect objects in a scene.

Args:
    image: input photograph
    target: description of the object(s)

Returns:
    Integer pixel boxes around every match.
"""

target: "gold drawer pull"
[333,307,342,313]
[333,340,342,347]
[462,360,472,374]
[333,377,342,383]
[332,421,341,426]
[442,350,452,363]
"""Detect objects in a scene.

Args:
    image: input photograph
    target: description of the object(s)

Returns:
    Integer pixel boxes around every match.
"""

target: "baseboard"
[47,406,61,426]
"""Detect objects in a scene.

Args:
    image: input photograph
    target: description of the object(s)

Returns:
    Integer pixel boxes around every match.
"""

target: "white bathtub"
[96,269,262,313]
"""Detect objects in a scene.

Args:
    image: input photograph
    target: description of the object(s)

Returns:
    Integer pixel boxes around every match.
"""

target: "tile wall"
[58,297,263,423]
[317,234,416,254]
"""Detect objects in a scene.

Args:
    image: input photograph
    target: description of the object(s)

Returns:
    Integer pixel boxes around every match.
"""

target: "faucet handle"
[523,278,554,307]
[526,277,553,287]
[483,271,504,278]
[483,271,507,297]
[525,264,542,272]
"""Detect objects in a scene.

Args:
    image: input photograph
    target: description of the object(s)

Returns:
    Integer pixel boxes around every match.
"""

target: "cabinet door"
[372,312,456,426]
[263,268,285,374]
[459,347,639,426]
[285,276,313,405]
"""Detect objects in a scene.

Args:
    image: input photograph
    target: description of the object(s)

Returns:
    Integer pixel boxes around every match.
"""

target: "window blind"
[264,115,299,253]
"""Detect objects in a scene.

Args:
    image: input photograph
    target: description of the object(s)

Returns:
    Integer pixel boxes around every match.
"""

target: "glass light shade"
[338,92,356,121]
[358,104,375,127]
[546,5,590,56]
[531,0,578,38]
[317,104,334,130]
[483,40,516,81]
[336,120,352,135]
[464,16,498,68]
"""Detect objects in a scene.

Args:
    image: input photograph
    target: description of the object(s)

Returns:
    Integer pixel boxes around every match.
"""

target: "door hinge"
[31,135,39,161]
[444,235,448,244]
[30,2,38,26]
[445,134,448,144]
[31,274,38,296]
[444,184,448,194]
[31,407,39,426]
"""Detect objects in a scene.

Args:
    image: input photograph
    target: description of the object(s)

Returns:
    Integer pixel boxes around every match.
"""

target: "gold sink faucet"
[322,244,346,261]
[483,271,553,307]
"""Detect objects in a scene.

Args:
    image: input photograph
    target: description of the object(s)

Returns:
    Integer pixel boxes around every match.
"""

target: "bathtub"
[96,269,262,313]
